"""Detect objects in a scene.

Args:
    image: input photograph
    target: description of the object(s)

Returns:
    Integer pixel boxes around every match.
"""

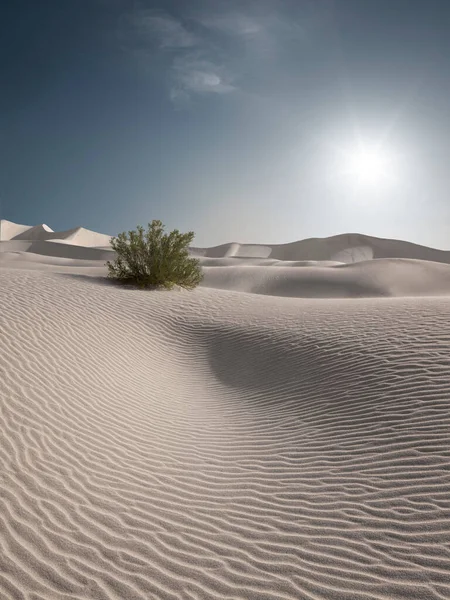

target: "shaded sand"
[199,259,450,297]
[1,221,450,599]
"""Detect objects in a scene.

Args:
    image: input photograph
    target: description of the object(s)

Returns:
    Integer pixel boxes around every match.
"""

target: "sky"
[2,0,450,248]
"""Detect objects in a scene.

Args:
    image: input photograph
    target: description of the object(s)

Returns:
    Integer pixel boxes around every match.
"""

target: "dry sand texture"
[1,220,450,599]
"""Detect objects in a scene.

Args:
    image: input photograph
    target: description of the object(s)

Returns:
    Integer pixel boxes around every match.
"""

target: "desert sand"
[1,219,450,599]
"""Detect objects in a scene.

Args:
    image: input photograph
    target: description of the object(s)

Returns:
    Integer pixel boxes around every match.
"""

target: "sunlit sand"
[1,219,450,599]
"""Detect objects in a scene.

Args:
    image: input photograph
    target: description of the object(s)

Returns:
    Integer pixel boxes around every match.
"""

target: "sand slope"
[1,222,450,599]
[0,221,113,262]
[200,258,450,297]
[1,270,450,599]
[0,220,112,247]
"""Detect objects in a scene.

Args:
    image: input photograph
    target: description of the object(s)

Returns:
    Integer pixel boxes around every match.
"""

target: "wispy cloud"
[169,54,235,105]
[120,3,322,106]
[199,13,262,37]
[120,9,196,50]
[120,8,235,105]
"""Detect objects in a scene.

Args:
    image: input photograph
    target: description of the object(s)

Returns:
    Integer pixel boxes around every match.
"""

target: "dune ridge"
[191,232,450,263]
[1,221,450,599]
[0,220,112,246]
[3,219,450,264]
[2,220,450,298]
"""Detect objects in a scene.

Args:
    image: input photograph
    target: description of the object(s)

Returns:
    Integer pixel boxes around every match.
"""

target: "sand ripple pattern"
[1,270,450,599]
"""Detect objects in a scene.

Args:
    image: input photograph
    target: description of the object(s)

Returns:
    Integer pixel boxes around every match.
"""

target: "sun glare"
[339,142,397,187]
[347,149,389,183]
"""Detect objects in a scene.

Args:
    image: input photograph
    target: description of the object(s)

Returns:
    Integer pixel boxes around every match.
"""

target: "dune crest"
[8,223,54,240]
[193,232,450,263]
[0,219,112,246]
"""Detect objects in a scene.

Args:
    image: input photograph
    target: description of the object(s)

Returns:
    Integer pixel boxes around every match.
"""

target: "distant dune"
[191,232,450,263]
[0,219,112,246]
[0,220,113,261]
[2,220,450,298]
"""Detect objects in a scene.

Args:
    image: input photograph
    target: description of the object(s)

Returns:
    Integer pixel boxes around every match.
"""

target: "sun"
[341,143,395,186]
[325,133,405,193]
[348,149,388,183]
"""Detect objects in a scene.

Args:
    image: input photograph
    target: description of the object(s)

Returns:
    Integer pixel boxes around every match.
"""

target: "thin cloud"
[199,13,262,36]
[198,10,308,47]
[120,8,237,105]
[170,55,235,104]
[120,4,314,106]
[121,9,196,50]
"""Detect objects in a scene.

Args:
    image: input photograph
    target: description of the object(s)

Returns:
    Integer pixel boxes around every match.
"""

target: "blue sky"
[2,0,450,247]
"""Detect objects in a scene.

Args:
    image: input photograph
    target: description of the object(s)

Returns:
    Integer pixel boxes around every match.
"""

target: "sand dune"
[44,226,113,247]
[0,219,39,240]
[0,221,113,262]
[9,223,55,240]
[192,232,450,263]
[3,218,449,266]
[0,240,112,261]
[1,221,450,599]
[200,258,450,297]
[3,219,450,298]
[0,220,112,247]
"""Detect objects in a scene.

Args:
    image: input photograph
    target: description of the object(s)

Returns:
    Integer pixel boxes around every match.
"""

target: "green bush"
[106,220,203,290]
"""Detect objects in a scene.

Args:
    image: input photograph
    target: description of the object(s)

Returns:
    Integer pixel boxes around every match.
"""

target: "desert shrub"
[106,220,203,290]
